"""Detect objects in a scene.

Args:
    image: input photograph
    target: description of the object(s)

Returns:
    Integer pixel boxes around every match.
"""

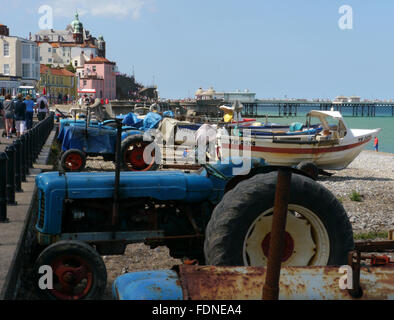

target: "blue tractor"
[32,154,353,300]
[57,111,162,172]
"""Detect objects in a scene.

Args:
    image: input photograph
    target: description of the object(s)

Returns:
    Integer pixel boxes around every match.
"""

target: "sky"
[2,0,394,100]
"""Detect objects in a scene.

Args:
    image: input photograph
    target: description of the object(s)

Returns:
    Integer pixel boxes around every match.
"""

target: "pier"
[242,100,394,117]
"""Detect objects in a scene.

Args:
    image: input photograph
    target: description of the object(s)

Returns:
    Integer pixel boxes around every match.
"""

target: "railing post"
[20,134,28,180]
[0,152,9,223]
[33,126,39,160]
[27,130,33,168]
[13,139,23,192]
[5,145,17,206]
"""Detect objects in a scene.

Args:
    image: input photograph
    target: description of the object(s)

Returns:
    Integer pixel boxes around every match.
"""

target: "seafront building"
[34,13,106,68]
[0,24,40,96]
[195,87,256,102]
[78,56,116,100]
[39,64,77,103]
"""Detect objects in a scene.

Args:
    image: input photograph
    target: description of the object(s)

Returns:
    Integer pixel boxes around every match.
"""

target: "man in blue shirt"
[24,95,35,129]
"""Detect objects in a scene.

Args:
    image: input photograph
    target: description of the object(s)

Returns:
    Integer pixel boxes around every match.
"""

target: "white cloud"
[48,0,154,19]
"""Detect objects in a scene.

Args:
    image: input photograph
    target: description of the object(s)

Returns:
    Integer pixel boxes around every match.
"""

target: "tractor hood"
[35,171,214,235]
[36,171,213,202]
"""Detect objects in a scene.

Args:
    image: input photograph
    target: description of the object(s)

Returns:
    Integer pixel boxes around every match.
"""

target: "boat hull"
[220,135,373,170]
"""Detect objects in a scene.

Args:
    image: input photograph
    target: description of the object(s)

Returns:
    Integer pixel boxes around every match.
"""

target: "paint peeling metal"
[178,265,394,300]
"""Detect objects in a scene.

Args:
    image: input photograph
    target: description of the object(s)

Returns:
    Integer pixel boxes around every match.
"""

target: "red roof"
[85,56,115,65]
[40,64,75,77]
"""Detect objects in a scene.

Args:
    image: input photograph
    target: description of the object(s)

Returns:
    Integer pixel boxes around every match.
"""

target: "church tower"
[71,12,83,44]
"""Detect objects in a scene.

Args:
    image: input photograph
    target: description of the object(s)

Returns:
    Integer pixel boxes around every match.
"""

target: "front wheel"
[60,149,86,172]
[204,172,354,267]
[33,241,107,300]
[121,135,159,171]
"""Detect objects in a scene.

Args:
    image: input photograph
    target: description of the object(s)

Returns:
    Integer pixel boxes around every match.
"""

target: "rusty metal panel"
[179,265,394,300]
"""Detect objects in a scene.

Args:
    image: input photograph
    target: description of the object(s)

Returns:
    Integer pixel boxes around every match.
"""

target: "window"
[22,44,30,59]
[4,64,10,75]
[40,56,42,61]
[53,49,56,53]
[48,48,51,52]
[74,60,78,67]
[48,58,52,63]
[3,43,9,56]
[83,80,87,86]
[92,66,96,72]
[22,64,30,78]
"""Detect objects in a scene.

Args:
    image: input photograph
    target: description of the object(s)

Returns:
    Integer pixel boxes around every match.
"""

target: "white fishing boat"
[217,110,381,170]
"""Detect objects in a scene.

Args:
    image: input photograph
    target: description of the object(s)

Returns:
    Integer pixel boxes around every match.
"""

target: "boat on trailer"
[217,110,381,170]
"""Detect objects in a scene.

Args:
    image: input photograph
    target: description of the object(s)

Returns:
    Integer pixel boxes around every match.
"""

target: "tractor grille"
[37,190,45,229]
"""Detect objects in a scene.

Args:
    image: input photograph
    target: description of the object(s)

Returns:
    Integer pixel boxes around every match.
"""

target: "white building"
[195,87,256,102]
[0,24,40,95]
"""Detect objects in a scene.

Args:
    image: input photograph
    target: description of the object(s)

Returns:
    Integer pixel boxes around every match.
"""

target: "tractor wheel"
[60,149,86,172]
[33,241,107,300]
[296,161,319,180]
[121,135,159,171]
[204,172,353,267]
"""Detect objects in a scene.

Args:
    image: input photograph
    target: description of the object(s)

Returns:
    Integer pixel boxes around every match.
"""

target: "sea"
[253,106,393,154]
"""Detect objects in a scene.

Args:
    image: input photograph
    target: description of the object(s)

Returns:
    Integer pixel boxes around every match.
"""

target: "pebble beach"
[320,150,394,234]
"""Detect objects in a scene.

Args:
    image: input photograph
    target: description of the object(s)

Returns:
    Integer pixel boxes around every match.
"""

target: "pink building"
[78,56,116,100]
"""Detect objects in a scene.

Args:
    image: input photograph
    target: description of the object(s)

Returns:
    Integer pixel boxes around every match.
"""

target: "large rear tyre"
[60,149,86,172]
[121,135,159,171]
[33,241,107,300]
[204,172,353,266]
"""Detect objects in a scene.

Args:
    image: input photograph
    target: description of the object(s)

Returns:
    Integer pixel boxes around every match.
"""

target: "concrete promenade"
[0,121,56,299]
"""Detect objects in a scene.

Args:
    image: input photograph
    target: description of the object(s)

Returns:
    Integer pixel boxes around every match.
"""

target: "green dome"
[71,12,83,34]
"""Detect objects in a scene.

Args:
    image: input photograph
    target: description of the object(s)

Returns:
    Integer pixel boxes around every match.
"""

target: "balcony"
[80,72,103,80]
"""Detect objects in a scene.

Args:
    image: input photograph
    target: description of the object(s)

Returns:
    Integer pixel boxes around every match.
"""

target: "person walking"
[23,94,35,129]
[14,94,26,137]
[374,136,379,152]
[3,94,14,138]
[0,98,5,137]
[36,94,49,121]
